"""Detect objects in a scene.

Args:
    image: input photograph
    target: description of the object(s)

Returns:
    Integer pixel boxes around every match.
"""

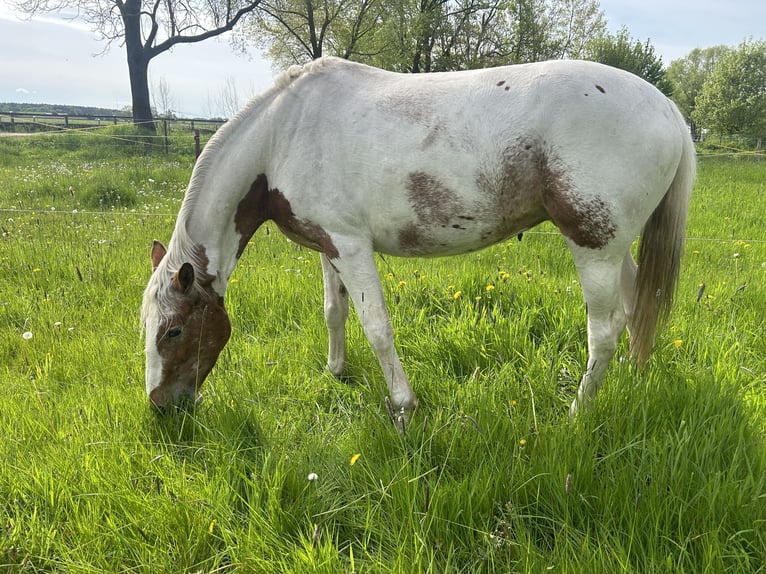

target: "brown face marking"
[235,173,339,259]
[151,289,232,408]
[538,150,616,249]
[148,250,229,409]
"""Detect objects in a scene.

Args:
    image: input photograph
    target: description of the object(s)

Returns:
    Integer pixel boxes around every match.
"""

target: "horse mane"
[176,57,346,233]
[142,58,348,326]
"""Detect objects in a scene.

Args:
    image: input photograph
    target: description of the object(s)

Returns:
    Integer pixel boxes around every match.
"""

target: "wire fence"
[0,111,225,134]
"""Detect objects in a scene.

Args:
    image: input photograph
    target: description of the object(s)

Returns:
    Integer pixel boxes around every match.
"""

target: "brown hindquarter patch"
[538,151,616,249]
[235,174,339,259]
[473,140,550,244]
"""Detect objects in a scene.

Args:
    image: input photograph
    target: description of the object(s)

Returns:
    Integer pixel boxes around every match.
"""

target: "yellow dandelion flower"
[519,438,527,447]
[673,339,683,348]
[486,284,495,292]
[32,268,41,273]
[350,453,361,466]
[398,280,407,288]
[499,271,510,281]
[452,290,462,300]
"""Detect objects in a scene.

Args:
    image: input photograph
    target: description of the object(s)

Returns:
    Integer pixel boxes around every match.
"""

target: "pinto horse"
[142,57,695,424]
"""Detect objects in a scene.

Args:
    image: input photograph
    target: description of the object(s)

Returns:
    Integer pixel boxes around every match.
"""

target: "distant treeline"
[0,102,129,118]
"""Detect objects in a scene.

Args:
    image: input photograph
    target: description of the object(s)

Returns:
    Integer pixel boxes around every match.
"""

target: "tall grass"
[0,133,764,572]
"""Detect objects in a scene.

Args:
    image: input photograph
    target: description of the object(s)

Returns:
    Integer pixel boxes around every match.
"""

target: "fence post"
[163,120,169,154]
[194,129,201,159]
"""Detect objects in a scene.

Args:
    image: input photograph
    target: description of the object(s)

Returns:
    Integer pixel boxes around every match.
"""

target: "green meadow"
[0,130,765,572]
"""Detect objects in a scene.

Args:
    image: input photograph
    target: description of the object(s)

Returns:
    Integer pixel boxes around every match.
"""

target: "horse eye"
[167,326,182,339]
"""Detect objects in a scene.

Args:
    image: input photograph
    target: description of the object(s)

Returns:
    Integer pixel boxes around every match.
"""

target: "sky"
[1,0,764,117]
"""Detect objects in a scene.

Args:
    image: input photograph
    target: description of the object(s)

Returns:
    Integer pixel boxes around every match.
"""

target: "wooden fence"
[0,111,226,134]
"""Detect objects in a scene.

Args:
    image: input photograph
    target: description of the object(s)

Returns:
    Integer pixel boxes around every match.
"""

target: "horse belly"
[369,181,549,257]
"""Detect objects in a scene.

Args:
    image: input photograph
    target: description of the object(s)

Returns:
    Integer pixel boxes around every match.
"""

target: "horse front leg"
[569,252,628,417]
[321,254,349,376]
[326,244,418,428]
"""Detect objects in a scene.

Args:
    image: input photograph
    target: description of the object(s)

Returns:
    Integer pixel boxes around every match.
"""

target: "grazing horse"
[141,57,695,424]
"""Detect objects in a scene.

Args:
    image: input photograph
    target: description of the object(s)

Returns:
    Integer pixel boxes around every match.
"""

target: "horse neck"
[173,114,273,296]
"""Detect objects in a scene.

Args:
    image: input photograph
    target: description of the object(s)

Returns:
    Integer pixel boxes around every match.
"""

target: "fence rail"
[0,111,226,134]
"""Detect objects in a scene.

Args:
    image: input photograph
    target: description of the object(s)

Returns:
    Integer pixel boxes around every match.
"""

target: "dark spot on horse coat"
[473,141,550,243]
[406,172,462,227]
[398,222,425,252]
[235,174,339,259]
[538,151,616,249]
[595,85,605,94]
[496,80,506,87]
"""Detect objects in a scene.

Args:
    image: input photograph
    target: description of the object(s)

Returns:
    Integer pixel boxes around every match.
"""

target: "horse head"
[142,241,231,410]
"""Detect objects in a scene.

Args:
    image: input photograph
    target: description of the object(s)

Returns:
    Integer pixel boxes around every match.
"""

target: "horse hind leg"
[569,250,629,417]
[321,254,349,376]
[621,252,638,339]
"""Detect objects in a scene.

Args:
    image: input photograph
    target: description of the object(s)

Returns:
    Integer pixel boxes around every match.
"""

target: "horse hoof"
[385,396,415,433]
[326,360,345,378]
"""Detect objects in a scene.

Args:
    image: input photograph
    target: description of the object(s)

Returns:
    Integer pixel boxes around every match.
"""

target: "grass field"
[0,130,765,572]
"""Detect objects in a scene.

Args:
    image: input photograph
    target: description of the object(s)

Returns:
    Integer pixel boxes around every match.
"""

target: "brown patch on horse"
[235,174,339,259]
[406,172,463,227]
[151,240,167,270]
[398,172,466,253]
[151,282,232,408]
[398,222,426,252]
[474,140,550,243]
[538,151,616,249]
[595,85,606,94]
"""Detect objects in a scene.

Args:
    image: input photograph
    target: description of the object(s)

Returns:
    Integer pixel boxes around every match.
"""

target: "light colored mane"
[174,57,343,243]
[142,57,345,326]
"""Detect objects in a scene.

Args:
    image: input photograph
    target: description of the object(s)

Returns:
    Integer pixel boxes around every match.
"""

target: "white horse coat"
[142,57,695,425]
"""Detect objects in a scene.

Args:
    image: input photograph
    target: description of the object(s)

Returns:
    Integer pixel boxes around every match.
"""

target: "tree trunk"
[123,0,156,132]
[127,53,155,132]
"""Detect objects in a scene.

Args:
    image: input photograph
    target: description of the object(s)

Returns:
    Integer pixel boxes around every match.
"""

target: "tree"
[237,0,385,68]
[666,46,730,139]
[693,39,766,140]
[241,0,604,73]
[586,27,671,95]
[152,75,176,118]
[12,0,264,130]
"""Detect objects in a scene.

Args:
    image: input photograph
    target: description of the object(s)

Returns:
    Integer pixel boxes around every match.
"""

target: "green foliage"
[666,46,731,138]
[0,136,765,571]
[693,39,766,140]
[241,0,606,72]
[585,27,672,95]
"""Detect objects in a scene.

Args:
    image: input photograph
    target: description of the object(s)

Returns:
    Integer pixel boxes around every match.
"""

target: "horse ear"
[151,240,167,271]
[172,263,195,293]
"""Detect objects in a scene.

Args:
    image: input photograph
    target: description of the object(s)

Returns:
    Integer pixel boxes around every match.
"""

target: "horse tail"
[629,102,696,366]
